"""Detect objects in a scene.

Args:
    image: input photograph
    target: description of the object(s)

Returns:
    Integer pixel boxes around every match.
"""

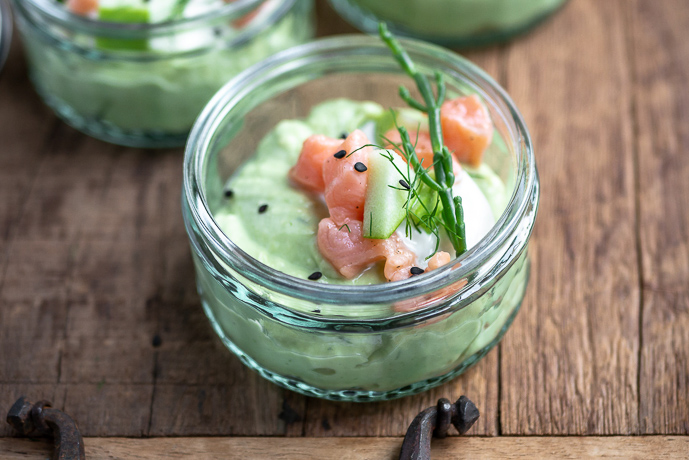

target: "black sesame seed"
[152,334,162,347]
[399,179,410,190]
[354,162,367,172]
[340,132,348,139]
[334,149,346,159]
[224,189,234,198]
[410,266,425,276]
[308,271,323,280]
[258,204,268,214]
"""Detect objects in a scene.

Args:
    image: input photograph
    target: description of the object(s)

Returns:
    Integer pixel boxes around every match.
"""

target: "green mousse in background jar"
[329,0,567,47]
[12,0,314,147]
[182,36,539,401]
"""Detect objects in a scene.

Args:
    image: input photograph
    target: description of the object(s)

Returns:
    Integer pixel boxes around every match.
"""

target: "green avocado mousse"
[12,0,314,147]
[182,30,539,401]
[330,0,567,47]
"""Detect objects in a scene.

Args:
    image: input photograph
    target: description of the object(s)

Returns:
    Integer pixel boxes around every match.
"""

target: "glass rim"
[15,0,295,37]
[183,35,538,307]
[0,0,11,70]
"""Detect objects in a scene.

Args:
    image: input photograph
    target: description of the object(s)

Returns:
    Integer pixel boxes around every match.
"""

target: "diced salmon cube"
[289,135,342,193]
[322,130,372,225]
[317,218,387,279]
[441,95,493,168]
[67,0,98,16]
[317,218,417,282]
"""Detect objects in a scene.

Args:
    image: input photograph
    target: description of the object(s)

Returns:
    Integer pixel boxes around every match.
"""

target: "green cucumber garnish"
[97,6,150,51]
[363,150,415,239]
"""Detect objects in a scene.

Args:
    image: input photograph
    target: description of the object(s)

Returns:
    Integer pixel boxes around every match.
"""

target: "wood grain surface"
[499,0,640,435]
[0,0,688,446]
[2,437,689,460]
[627,0,689,435]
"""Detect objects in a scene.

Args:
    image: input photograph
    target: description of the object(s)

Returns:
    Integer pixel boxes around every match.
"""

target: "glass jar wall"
[183,36,539,401]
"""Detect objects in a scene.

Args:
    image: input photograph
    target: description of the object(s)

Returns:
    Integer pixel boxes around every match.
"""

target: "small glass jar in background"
[329,0,567,47]
[0,0,11,72]
[182,36,539,401]
[12,0,314,148]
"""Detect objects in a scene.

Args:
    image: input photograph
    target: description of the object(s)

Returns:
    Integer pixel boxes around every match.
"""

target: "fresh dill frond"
[378,22,468,257]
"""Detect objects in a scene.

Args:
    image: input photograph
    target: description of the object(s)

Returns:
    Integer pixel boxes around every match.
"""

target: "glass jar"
[182,36,539,401]
[329,0,567,47]
[0,0,11,72]
[12,0,314,148]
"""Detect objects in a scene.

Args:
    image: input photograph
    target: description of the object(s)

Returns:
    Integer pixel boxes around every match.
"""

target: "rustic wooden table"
[1,0,688,458]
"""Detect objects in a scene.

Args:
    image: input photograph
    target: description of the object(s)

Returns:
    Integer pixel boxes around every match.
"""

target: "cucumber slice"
[97,6,150,51]
[363,150,414,239]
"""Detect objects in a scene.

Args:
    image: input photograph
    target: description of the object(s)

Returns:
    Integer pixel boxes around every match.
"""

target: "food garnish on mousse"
[63,0,277,53]
[65,0,270,27]
[216,23,501,287]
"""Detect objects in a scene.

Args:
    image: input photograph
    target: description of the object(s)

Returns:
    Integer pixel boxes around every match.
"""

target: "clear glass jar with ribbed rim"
[12,0,314,148]
[182,35,539,402]
[329,0,567,48]
[0,0,11,72]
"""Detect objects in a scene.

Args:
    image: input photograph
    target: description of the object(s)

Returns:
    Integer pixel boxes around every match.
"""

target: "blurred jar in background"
[329,0,567,47]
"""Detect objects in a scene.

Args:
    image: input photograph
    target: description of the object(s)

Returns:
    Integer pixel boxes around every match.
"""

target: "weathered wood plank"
[0,32,68,429]
[0,241,73,383]
[62,384,154,436]
[0,35,57,241]
[148,383,297,436]
[2,436,689,459]
[12,138,174,242]
[627,0,689,435]
[60,239,161,384]
[0,62,176,432]
[499,0,640,434]
[0,384,153,437]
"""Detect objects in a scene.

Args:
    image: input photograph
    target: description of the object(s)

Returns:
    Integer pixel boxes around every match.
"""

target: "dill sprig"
[378,145,444,258]
[378,22,467,257]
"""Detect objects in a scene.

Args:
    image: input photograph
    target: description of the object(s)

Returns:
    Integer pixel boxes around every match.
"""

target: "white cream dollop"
[395,168,496,268]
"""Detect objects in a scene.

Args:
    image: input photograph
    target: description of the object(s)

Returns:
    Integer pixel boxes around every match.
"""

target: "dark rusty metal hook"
[400,396,479,460]
[7,396,86,460]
